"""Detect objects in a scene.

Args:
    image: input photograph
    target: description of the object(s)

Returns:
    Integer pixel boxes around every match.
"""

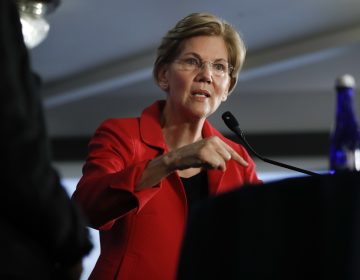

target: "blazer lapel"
[207,169,224,195]
[140,100,167,151]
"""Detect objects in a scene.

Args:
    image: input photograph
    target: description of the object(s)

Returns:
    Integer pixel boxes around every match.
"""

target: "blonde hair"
[153,12,246,93]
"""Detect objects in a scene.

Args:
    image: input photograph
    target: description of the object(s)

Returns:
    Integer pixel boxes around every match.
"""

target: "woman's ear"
[157,65,169,91]
[221,91,229,102]
[221,76,232,102]
[228,76,237,94]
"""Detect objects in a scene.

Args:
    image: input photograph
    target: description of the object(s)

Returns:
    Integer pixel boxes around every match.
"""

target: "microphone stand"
[222,111,320,177]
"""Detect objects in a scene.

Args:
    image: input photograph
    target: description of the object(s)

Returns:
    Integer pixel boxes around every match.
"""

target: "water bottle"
[329,74,360,172]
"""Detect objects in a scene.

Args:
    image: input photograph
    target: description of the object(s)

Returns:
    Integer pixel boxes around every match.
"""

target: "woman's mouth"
[191,90,211,98]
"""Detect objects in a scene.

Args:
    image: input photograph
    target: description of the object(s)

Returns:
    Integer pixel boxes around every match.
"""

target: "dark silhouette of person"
[0,0,92,279]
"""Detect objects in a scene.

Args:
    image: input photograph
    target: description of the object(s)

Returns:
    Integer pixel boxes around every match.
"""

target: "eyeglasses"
[173,57,233,77]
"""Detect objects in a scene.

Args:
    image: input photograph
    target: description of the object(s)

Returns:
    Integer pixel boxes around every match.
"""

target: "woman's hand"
[165,136,248,172]
[135,136,247,191]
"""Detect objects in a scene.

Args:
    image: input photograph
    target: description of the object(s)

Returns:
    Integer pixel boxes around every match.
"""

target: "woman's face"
[159,35,231,122]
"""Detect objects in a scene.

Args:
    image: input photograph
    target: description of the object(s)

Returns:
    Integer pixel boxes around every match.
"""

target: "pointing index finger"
[228,146,248,167]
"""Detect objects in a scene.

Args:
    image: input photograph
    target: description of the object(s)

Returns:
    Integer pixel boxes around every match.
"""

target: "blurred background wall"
[24,0,360,278]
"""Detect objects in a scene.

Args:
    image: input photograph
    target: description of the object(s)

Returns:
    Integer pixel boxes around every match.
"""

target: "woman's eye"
[185,58,199,66]
[213,63,226,72]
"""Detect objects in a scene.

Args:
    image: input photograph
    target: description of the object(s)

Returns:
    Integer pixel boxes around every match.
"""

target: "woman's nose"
[196,62,213,83]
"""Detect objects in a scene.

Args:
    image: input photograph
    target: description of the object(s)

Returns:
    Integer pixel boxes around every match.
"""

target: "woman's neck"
[162,121,203,150]
[161,101,206,150]
[161,103,205,178]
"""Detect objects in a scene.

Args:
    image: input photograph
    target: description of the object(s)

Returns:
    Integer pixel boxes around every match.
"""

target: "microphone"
[222,111,319,176]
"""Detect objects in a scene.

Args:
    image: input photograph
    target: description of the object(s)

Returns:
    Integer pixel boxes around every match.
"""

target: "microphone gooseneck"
[222,111,319,177]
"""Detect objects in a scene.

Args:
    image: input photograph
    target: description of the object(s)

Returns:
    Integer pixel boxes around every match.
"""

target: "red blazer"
[72,100,261,280]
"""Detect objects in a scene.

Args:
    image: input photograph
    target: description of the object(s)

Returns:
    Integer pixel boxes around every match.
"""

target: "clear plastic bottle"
[329,74,360,172]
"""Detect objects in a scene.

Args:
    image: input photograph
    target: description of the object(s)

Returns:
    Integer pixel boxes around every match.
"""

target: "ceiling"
[29,0,360,141]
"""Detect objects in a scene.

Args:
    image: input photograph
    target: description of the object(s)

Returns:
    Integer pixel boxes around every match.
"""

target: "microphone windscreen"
[222,111,239,130]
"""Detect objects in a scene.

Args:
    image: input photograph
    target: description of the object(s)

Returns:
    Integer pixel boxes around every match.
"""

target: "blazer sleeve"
[72,119,162,230]
[0,0,92,267]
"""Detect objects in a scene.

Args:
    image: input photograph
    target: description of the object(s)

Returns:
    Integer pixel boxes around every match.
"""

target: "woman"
[72,12,261,280]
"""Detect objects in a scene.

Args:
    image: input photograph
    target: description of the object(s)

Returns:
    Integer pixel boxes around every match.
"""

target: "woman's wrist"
[135,153,176,191]
[162,150,178,173]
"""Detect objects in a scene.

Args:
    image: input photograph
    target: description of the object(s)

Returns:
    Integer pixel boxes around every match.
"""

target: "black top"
[181,171,208,209]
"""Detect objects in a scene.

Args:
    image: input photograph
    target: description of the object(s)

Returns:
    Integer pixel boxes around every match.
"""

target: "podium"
[177,172,360,280]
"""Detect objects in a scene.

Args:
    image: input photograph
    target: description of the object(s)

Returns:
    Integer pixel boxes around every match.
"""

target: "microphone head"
[222,111,239,131]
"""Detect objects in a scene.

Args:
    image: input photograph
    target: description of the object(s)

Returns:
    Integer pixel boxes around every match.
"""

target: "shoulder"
[100,117,139,129]
[97,117,140,135]
[89,117,141,147]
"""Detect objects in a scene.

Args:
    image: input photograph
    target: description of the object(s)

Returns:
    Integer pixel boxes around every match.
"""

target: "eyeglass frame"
[172,56,234,78]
